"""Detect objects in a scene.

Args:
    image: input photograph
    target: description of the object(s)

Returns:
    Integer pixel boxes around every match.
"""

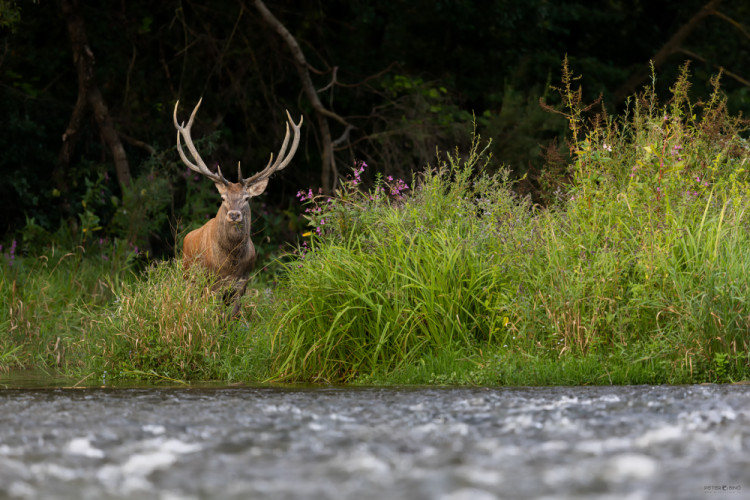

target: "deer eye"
[244,196,251,203]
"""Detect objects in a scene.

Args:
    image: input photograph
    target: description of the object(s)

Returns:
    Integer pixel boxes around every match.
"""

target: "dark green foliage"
[2,0,749,253]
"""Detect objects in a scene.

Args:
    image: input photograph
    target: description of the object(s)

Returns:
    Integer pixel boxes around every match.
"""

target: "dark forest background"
[1,0,748,260]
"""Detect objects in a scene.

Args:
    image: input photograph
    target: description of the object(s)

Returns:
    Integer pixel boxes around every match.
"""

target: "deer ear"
[214,183,228,195]
[245,178,269,197]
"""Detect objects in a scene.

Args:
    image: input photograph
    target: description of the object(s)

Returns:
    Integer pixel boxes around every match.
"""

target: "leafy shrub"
[269,138,530,382]
[510,61,750,381]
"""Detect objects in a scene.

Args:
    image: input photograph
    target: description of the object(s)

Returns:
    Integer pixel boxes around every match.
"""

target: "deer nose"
[227,210,243,222]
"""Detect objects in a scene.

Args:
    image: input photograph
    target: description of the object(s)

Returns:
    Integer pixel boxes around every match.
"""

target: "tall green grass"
[506,62,750,383]
[2,62,748,386]
[0,242,272,383]
[0,243,137,372]
[88,260,272,383]
[269,144,527,381]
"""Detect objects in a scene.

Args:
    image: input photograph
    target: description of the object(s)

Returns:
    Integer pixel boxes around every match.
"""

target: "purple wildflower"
[296,188,315,202]
[9,240,17,266]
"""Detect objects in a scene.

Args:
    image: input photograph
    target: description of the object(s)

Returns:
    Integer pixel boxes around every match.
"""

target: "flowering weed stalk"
[296,160,410,240]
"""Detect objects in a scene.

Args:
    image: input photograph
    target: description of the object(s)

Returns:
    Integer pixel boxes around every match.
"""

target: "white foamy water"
[0,385,747,499]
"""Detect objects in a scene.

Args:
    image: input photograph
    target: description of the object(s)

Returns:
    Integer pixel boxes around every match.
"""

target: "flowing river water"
[0,382,748,499]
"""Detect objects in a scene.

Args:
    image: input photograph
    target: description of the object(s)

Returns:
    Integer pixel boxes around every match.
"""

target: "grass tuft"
[89,260,273,383]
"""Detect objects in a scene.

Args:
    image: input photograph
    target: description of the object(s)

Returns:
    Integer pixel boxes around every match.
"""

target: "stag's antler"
[174,99,303,186]
[173,98,230,185]
[242,110,303,187]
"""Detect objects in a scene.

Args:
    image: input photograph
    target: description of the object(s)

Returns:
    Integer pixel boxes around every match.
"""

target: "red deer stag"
[173,98,303,315]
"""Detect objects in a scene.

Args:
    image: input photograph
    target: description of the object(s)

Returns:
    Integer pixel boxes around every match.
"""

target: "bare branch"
[59,0,131,189]
[711,10,750,40]
[252,0,352,192]
[317,66,338,93]
[118,131,156,156]
[614,0,722,102]
[330,61,398,89]
[332,124,355,148]
[677,48,750,87]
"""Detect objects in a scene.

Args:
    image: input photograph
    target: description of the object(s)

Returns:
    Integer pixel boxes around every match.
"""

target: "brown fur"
[183,180,268,314]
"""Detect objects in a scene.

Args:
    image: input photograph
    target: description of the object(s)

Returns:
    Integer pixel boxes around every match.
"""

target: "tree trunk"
[58,0,131,191]
[54,0,92,212]
[88,86,131,188]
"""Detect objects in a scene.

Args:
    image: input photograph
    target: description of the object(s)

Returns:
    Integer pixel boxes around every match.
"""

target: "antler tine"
[243,110,303,186]
[173,98,229,185]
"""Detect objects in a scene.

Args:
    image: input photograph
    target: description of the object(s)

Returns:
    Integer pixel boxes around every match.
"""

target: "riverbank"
[2,65,749,386]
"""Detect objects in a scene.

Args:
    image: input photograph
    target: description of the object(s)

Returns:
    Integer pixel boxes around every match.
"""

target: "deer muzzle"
[227,210,243,223]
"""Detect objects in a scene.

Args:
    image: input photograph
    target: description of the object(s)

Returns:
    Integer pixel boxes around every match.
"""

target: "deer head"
[174,98,303,227]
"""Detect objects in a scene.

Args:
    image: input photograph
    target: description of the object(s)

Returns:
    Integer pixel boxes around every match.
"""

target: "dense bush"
[265,63,749,383]
[269,141,528,381]
[2,64,748,386]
